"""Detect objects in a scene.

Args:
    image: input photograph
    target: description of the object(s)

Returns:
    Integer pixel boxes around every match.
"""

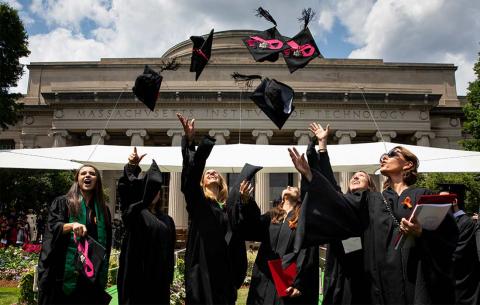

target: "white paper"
[412,203,452,230]
[342,237,362,254]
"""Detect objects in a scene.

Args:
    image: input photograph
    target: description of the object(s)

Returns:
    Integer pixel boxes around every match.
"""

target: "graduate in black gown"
[237,181,319,305]
[37,165,112,305]
[177,113,247,305]
[116,147,176,305]
[307,123,372,305]
[289,137,459,305]
[439,183,480,305]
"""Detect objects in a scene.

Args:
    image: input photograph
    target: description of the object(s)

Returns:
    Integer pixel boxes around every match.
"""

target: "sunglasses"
[379,149,402,163]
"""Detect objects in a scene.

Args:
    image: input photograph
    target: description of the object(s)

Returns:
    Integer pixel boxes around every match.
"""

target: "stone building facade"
[0,30,465,228]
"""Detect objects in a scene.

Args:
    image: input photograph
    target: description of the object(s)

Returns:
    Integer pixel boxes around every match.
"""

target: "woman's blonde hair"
[347,171,377,193]
[383,146,419,190]
[200,170,228,204]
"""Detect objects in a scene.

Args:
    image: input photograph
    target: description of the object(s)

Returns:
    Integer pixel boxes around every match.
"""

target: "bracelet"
[318,149,327,152]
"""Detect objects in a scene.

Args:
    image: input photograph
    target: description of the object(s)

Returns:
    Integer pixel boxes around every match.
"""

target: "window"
[0,139,15,150]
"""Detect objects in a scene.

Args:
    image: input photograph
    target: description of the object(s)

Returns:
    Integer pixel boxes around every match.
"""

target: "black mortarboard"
[243,7,289,62]
[283,8,322,73]
[142,160,163,206]
[190,28,214,81]
[438,183,467,209]
[132,60,180,111]
[132,65,162,111]
[226,163,263,207]
[250,78,295,129]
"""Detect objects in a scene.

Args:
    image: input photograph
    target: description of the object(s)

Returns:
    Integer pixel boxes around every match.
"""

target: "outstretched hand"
[309,122,329,150]
[128,147,147,165]
[288,147,312,182]
[176,113,195,142]
[240,180,254,203]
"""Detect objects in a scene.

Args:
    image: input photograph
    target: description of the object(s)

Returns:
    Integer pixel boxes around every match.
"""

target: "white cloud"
[324,0,480,95]
[3,0,22,10]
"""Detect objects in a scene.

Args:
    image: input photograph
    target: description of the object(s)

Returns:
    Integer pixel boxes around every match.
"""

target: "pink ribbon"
[246,36,284,50]
[193,48,209,61]
[74,233,94,278]
[283,40,315,57]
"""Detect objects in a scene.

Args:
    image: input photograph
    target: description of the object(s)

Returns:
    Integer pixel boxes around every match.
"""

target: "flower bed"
[0,247,39,281]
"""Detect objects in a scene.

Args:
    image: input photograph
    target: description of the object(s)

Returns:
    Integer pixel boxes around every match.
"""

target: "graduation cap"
[142,160,163,206]
[190,28,214,81]
[438,183,467,209]
[283,8,322,73]
[132,59,180,111]
[226,163,263,207]
[242,7,290,62]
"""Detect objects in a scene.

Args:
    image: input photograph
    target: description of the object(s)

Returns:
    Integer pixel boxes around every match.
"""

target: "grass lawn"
[0,287,19,305]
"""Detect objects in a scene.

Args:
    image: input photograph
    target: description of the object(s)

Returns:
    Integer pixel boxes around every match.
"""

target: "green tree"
[462,52,480,151]
[0,169,74,213]
[0,3,30,130]
[416,173,480,214]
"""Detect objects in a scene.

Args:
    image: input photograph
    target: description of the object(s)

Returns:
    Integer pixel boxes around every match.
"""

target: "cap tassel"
[159,58,180,72]
[231,72,262,82]
[298,8,316,29]
[255,7,277,26]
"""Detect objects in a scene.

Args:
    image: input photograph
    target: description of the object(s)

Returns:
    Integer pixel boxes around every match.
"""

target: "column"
[49,129,69,147]
[374,131,397,142]
[101,170,119,217]
[294,130,312,145]
[413,131,435,147]
[20,134,36,148]
[208,129,230,145]
[126,129,148,146]
[294,130,312,186]
[252,130,273,213]
[335,130,357,193]
[167,129,187,229]
[86,129,109,145]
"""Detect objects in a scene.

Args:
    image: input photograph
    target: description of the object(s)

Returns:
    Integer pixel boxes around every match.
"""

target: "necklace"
[381,193,400,227]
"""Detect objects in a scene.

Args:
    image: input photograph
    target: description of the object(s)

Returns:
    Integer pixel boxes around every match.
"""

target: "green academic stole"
[63,196,108,295]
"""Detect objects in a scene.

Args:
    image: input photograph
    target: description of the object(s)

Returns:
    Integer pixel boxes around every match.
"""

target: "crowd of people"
[0,207,45,248]
[32,114,478,305]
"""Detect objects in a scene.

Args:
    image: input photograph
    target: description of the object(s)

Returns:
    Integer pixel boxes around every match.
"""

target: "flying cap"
[190,28,214,81]
[283,8,322,73]
[243,7,289,62]
[132,59,180,111]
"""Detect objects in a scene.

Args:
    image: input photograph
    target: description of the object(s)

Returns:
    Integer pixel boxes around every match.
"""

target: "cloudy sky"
[4,0,480,95]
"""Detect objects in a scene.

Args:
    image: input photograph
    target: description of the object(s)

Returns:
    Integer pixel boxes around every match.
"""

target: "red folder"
[267,259,297,297]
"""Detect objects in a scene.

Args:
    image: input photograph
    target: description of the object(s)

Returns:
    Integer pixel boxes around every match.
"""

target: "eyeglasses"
[379,149,402,163]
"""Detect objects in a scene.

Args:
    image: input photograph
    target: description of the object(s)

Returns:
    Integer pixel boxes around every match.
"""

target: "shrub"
[170,258,186,305]
[18,268,36,305]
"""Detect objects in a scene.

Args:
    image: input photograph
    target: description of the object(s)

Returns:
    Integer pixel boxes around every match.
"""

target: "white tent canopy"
[1,142,480,173]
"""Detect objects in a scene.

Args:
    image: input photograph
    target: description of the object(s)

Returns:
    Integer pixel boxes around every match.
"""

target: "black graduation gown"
[238,199,319,305]
[305,141,370,305]
[299,169,458,304]
[37,195,112,305]
[181,135,246,305]
[452,212,480,305]
[116,162,176,305]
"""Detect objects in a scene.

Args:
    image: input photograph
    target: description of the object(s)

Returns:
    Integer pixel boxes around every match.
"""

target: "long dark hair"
[270,189,302,229]
[66,164,110,227]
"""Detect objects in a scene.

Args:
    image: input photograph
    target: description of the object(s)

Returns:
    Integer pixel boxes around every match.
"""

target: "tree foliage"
[462,52,480,151]
[0,169,74,213]
[416,173,480,214]
[0,3,30,130]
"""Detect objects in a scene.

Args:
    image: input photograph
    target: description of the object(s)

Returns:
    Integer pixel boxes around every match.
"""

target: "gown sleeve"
[235,197,271,242]
[117,163,146,227]
[299,169,367,247]
[180,135,216,219]
[306,138,341,192]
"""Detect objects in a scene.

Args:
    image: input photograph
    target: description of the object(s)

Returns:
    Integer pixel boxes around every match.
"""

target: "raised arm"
[177,113,216,217]
[117,147,148,225]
